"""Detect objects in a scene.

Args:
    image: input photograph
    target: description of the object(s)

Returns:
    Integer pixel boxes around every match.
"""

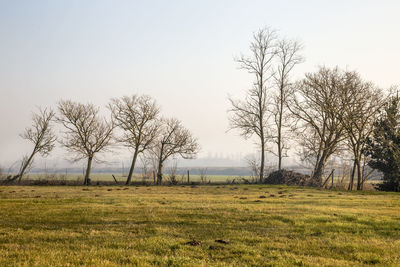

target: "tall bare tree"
[7,108,56,183]
[109,95,160,185]
[152,118,199,184]
[57,100,114,185]
[337,73,385,190]
[272,39,303,170]
[288,67,347,185]
[228,27,277,182]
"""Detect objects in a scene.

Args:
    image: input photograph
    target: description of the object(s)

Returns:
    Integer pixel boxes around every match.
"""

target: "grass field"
[0,185,399,266]
[24,173,238,184]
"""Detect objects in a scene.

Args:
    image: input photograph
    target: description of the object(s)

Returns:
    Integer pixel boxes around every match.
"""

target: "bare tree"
[166,159,179,185]
[245,154,261,182]
[288,67,348,185]
[228,27,277,182]
[337,73,385,190]
[57,100,114,185]
[6,108,56,183]
[271,39,303,170]
[153,118,199,184]
[199,167,208,184]
[109,95,160,185]
[138,154,152,181]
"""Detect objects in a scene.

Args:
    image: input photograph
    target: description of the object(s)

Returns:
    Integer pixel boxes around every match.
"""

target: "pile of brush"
[264,169,311,186]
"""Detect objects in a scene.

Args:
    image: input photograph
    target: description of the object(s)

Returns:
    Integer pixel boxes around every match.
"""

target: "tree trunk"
[17,151,36,184]
[312,163,323,186]
[157,144,164,185]
[277,123,282,171]
[356,158,362,190]
[84,156,93,186]
[312,153,328,186]
[126,149,139,185]
[258,72,265,183]
[348,159,357,191]
[260,140,265,183]
[360,160,366,190]
[157,159,163,185]
[277,83,284,171]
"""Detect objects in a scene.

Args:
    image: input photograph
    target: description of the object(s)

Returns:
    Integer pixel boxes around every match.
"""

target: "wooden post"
[322,169,335,188]
[331,169,334,188]
[187,170,190,184]
[153,171,156,185]
[112,174,118,184]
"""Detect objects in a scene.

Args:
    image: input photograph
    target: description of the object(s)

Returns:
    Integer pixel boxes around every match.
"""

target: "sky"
[0,0,399,169]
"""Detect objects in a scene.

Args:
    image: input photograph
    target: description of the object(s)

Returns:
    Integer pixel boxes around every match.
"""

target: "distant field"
[21,173,380,189]
[24,173,243,184]
[0,185,399,266]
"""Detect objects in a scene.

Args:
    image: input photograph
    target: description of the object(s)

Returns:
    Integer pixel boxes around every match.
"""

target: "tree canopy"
[365,94,400,192]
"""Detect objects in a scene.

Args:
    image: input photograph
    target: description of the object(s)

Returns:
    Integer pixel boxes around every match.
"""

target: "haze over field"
[2,3,400,266]
[1,0,399,169]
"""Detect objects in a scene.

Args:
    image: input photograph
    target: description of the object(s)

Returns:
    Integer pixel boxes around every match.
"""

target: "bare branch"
[270,38,304,169]
[228,27,277,182]
[109,95,160,184]
[152,118,199,184]
[56,100,114,185]
[6,107,56,183]
[288,67,350,185]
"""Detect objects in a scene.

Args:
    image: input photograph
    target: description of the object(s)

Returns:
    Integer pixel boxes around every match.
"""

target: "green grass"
[0,185,399,266]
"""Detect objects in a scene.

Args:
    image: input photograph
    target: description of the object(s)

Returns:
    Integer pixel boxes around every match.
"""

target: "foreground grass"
[0,185,399,266]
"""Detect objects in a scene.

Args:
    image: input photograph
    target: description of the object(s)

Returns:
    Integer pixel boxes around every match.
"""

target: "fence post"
[187,170,190,184]
[112,174,118,184]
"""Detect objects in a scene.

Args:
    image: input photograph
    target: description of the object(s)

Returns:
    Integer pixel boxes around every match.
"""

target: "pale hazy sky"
[0,0,399,168]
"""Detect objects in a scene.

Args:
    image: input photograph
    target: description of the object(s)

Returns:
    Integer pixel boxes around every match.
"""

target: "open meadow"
[23,173,237,184]
[0,185,399,266]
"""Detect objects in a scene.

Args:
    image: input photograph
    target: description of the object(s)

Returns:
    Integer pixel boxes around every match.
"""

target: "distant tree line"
[229,26,399,192]
[4,96,199,185]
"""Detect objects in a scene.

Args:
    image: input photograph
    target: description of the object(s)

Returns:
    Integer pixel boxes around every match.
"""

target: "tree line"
[228,27,399,191]
[4,96,199,185]
[2,26,400,191]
